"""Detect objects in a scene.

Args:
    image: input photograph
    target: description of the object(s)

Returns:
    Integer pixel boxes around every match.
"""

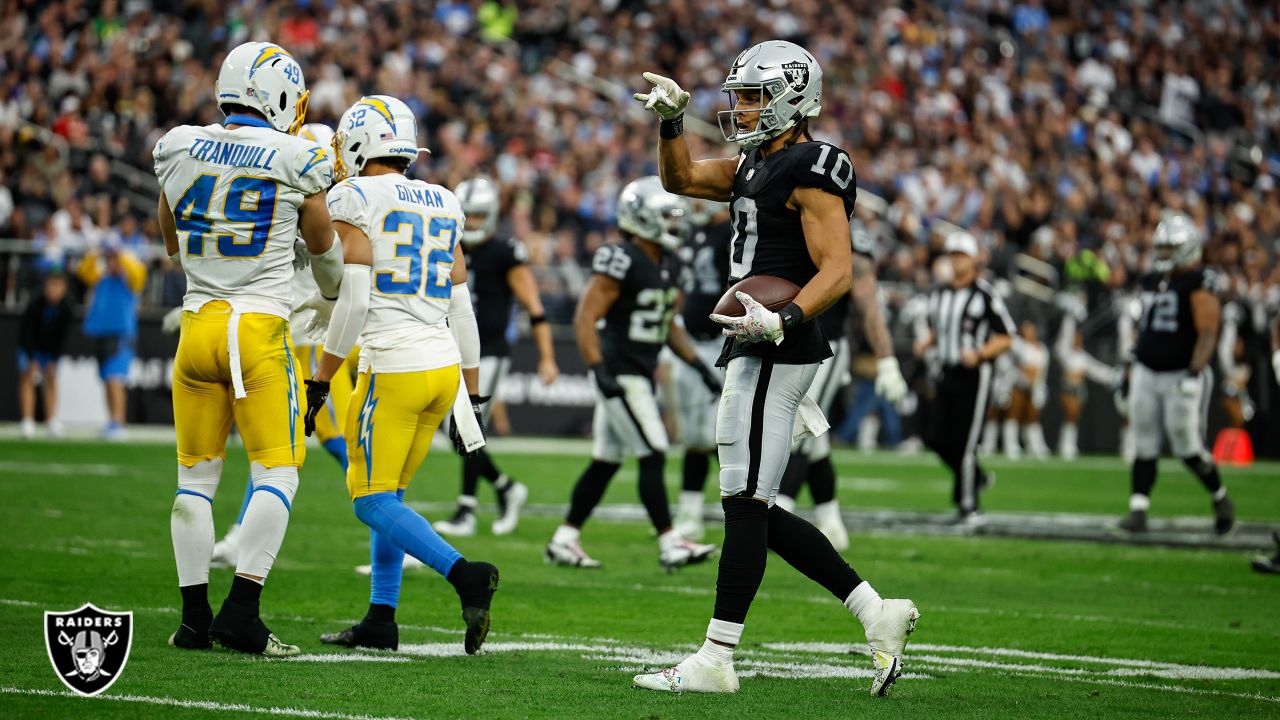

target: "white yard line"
[0,686,417,720]
[997,672,1280,705]
[0,460,126,476]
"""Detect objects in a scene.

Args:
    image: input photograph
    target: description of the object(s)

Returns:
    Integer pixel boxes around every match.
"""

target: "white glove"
[292,238,310,272]
[874,356,908,403]
[1178,372,1200,398]
[710,291,785,345]
[1273,350,1280,385]
[296,292,335,343]
[1113,389,1129,419]
[632,72,690,120]
[161,307,183,335]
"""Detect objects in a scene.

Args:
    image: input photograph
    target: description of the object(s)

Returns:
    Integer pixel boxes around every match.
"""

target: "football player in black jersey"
[433,177,559,538]
[630,40,918,697]
[670,199,732,541]
[545,176,722,570]
[1114,214,1234,534]
[774,222,907,551]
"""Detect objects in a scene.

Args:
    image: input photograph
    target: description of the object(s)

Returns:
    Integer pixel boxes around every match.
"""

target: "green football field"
[1,436,1278,719]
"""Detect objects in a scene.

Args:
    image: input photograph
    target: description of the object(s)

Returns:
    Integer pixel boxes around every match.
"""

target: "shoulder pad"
[506,237,529,264]
[787,142,857,201]
[591,243,633,282]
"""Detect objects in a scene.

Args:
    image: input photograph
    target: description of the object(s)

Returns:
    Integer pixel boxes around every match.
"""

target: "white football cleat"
[46,419,65,438]
[863,598,920,696]
[814,501,849,552]
[433,507,477,537]
[545,538,602,568]
[210,524,241,569]
[659,533,717,570]
[492,481,528,536]
[673,511,705,542]
[356,553,426,576]
[633,654,739,693]
[20,418,36,440]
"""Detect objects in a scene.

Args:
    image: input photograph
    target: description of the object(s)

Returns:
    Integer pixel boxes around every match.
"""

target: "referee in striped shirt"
[915,232,1014,521]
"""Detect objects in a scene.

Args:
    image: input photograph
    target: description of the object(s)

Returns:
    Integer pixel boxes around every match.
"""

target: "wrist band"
[660,116,684,139]
[529,314,547,326]
[779,302,805,330]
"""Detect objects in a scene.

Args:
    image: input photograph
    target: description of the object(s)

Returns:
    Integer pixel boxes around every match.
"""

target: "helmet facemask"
[655,205,690,252]
[718,85,787,150]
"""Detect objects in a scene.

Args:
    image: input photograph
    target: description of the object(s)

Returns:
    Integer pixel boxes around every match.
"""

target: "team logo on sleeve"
[783,61,810,91]
[45,603,133,696]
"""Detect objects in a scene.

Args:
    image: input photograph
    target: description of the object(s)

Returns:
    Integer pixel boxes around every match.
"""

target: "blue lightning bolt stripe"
[283,337,300,459]
[357,97,397,133]
[357,375,378,488]
[300,146,329,176]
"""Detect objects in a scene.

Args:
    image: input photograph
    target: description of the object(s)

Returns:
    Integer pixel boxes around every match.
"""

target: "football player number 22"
[377,211,456,299]
[177,174,278,257]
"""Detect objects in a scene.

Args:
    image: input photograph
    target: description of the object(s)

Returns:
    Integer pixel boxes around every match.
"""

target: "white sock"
[844,581,882,626]
[235,463,298,580]
[658,529,683,551]
[458,495,478,510]
[1212,487,1228,501]
[552,524,580,546]
[858,416,880,452]
[172,458,223,586]
[679,491,703,516]
[814,499,841,524]
[1059,424,1077,454]
[1129,493,1151,512]
[1002,420,1021,457]
[694,637,736,666]
[705,618,743,650]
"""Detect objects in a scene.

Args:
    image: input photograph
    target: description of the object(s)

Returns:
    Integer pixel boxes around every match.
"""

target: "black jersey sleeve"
[786,142,858,216]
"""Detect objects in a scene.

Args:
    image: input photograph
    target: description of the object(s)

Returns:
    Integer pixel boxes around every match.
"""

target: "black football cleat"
[1118,509,1148,533]
[1213,495,1236,536]
[168,621,212,650]
[451,560,500,654]
[320,621,399,651]
[1251,532,1280,575]
[208,599,299,657]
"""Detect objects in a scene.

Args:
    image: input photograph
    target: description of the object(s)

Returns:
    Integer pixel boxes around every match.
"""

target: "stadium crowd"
[2,0,1279,439]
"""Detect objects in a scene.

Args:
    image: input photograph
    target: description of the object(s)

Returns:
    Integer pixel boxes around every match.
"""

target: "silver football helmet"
[719,40,823,149]
[617,176,691,252]
[456,177,500,246]
[1152,213,1202,272]
[689,198,728,227]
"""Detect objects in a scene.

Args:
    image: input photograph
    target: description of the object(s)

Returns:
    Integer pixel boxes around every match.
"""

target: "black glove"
[303,379,331,437]
[449,394,488,456]
[694,361,723,396]
[590,363,623,399]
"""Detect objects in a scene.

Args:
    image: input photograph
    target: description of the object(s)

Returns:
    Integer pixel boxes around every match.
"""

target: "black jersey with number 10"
[719,140,859,367]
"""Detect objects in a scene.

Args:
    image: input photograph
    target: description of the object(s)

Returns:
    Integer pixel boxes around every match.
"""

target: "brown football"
[713,275,801,317]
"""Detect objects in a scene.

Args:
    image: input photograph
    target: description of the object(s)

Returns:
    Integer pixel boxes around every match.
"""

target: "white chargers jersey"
[153,122,334,318]
[326,174,465,373]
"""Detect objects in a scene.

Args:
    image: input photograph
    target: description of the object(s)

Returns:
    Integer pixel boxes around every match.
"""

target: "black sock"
[179,583,211,626]
[566,460,620,527]
[778,454,807,502]
[808,456,836,505]
[461,454,482,498]
[1131,458,1158,501]
[768,505,862,599]
[682,451,710,493]
[1182,455,1223,495]
[637,453,672,533]
[365,603,396,624]
[712,498,770,624]
[473,447,502,484]
[228,575,263,610]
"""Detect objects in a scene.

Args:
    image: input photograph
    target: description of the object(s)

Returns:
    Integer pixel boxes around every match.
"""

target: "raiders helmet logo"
[782,61,810,92]
[45,603,133,696]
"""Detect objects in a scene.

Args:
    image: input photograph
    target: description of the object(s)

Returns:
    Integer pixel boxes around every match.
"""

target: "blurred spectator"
[76,242,146,440]
[17,271,73,439]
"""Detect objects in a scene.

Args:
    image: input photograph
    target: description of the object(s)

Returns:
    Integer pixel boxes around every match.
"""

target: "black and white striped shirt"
[927,279,1015,367]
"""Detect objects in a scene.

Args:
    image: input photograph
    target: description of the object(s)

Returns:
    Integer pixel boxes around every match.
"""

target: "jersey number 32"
[376,211,457,299]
